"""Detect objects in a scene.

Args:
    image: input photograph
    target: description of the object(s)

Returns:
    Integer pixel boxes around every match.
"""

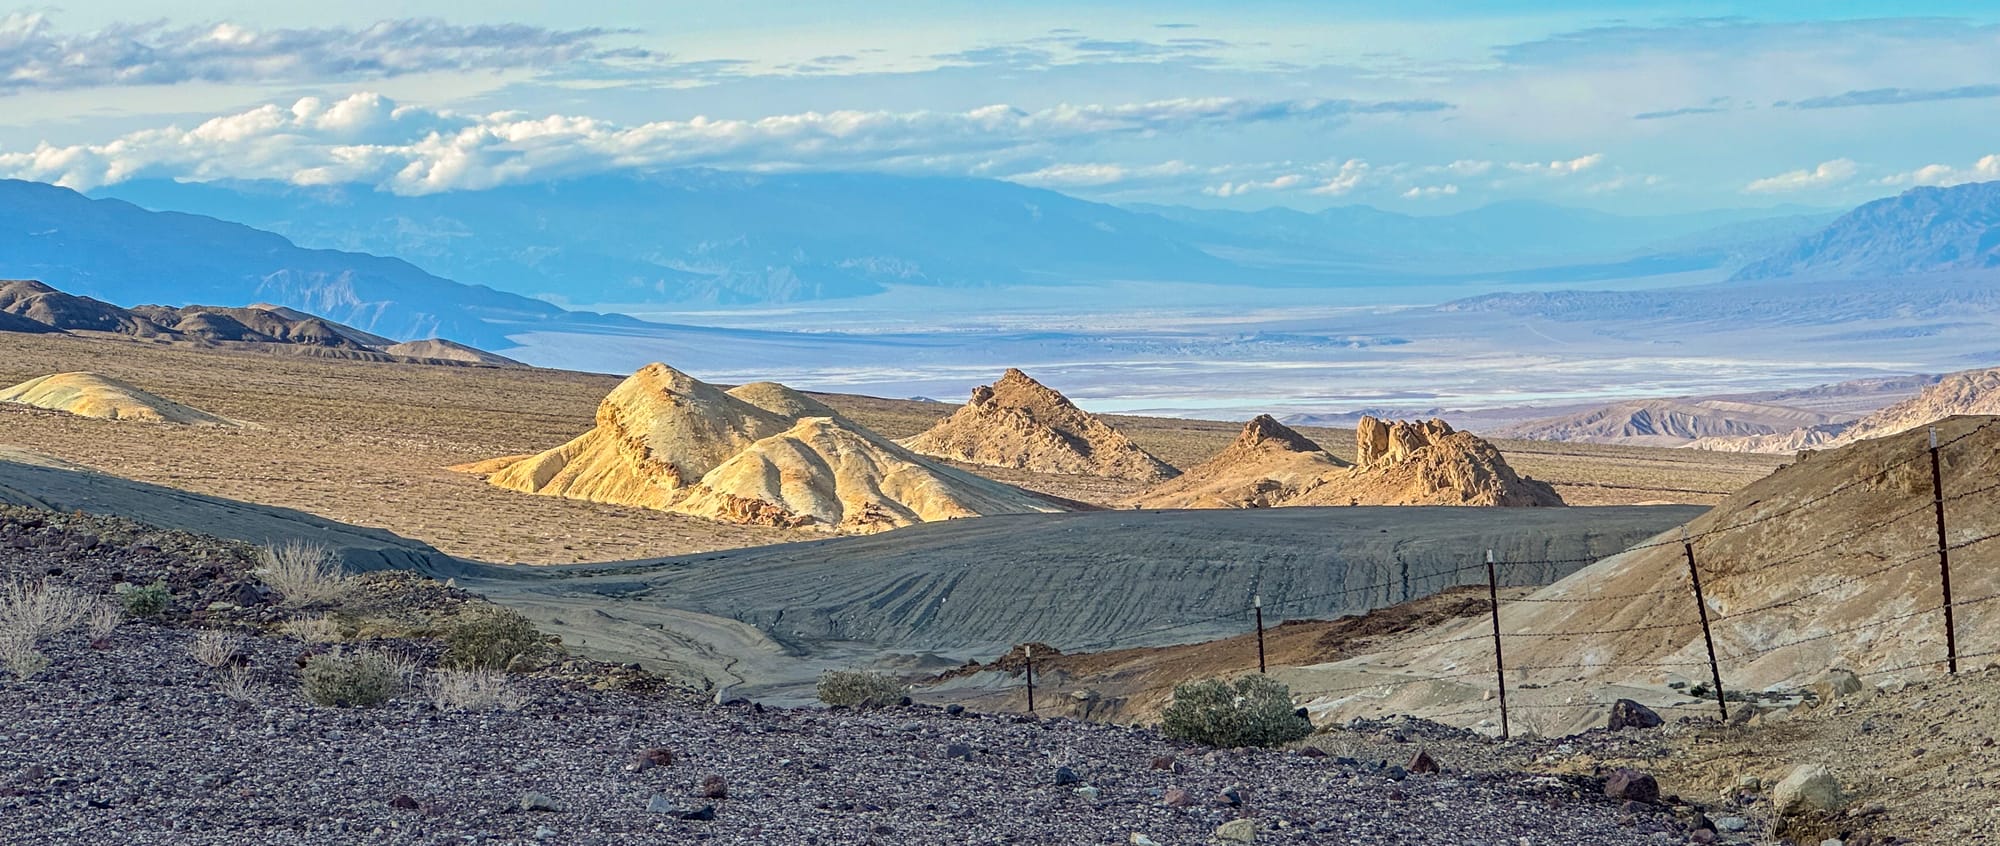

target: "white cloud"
[0,13,631,94]
[1505,153,1604,176]
[1009,160,1199,187]
[0,92,1411,193]
[1876,154,2000,188]
[1743,158,1858,193]
[1204,173,1309,197]
[1307,159,1371,195]
[1401,184,1459,199]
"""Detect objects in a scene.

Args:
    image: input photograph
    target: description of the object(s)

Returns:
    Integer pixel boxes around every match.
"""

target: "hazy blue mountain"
[97,172,1244,306]
[1132,200,1831,265]
[95,172,1836,307]
[1733,181,2000,280]
[0,179,622,346]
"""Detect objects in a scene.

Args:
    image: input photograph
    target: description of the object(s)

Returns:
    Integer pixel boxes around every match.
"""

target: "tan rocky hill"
[1497,398,1854,447]
[900,369,1177,482]
[1691,366,2000,453]
[1125,415,1350,508]
[459,363,1067,532]
[0,372,240,426]
[1128,415,1562,508]
[1290,417,1565,507]
[382,339,527,368]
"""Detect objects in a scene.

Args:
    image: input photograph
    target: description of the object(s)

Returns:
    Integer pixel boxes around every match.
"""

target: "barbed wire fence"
[1012,421,2000,737]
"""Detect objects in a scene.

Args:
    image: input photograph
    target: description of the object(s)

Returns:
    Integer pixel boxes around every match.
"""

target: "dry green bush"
[281,614,344,644]
[816,669,904,709]
[301,649,402,707]
[115,581,171,618]
[256,541,350,605]
[429,667,526,712]
[1160,675,1313,748]
[442,607,546,671]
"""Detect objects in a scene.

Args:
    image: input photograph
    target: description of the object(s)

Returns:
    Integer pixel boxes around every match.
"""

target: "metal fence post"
[1930,427,1961,674]
[1253,594,1267,673]
[1484,549,1510,740]
[1684,529,1728,722]
[1024,644,1036,713]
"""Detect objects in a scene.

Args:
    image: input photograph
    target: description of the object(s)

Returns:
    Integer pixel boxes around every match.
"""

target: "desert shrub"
[256,541,350,605]
[0,580,91,680]
[216,665,257,704]
[85,602,120,646]
[0,633,48,681]
[189,630,240,669]
[442,607,546,671]
[281,614,344,644]
[429,667,526,712]
[816,669,904,709]
[1,579,91,636]
[116,581,172,618]
[301,649,402,708]
[1160,675,1313,748]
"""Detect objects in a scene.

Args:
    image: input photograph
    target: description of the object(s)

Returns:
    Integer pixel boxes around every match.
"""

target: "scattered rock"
[1407,750,1439,774]
[698,775,727,800]
[1714,816,1749,832]
[387,794,419,811]
[1150,755,1179,772]
[1074,786,1101,802]
[1811,669,1867,702]
[518,791,562,813]
[1163,786,1194,808]
[1606,699,1663,731]
[629,747,673,772]
[1774,764,1844,814]
[944,743,973,761]
[1053,766,1081,786]
[944,704,964,716]
[1215,818,1257,842]
[1130,835,1160,846]
[1220,786,1245,807]
[1603,769,1660,804]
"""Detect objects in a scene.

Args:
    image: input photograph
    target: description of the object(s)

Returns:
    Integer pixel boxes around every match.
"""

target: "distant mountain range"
[0,179,633,347]
[94,172,1829,307]
[1733,181,2000,280]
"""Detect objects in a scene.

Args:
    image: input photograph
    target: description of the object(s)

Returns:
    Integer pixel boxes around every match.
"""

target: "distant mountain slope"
[0,179,623,347]
[96,172,1242,306]
[1496,398,1854,446]
[1733,181,2000,280]
[1690,366,2000,453]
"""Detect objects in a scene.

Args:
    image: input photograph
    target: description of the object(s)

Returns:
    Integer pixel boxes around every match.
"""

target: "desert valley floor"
[0,332,1783,565]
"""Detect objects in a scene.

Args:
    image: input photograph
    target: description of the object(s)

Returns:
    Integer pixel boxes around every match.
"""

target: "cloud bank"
[0,13,632,94]
[0,92,1443,193]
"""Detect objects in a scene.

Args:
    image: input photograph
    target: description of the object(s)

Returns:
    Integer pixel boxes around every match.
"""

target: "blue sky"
[3,2,1999,213]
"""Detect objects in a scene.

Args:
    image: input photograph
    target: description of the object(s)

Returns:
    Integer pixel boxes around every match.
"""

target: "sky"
[2,2,1999,213]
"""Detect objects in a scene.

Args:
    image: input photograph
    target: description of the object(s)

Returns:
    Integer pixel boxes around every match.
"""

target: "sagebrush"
[1160,675,1313,748]
[816,669,904,708]
[301,650,402,707]
[256,541,349,605]
[0,580,93,680]
[442,607,546,671]
[429,667,526,712]
[281,614,343,643]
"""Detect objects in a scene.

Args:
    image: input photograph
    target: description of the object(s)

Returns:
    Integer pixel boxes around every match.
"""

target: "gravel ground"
[0,507,1706,845]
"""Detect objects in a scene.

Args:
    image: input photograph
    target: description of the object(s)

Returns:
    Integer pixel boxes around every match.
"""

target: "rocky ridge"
[460,363,1067,532]
[901,369,1178,482]
[1690,366,2000,453]
[1128,415,1563,509]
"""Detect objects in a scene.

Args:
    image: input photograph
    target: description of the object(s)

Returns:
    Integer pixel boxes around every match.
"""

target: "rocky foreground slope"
[0,506,1693,845]
[902,368,1178,482]
[459,363,1066,532]
[1128,416,1562,508]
